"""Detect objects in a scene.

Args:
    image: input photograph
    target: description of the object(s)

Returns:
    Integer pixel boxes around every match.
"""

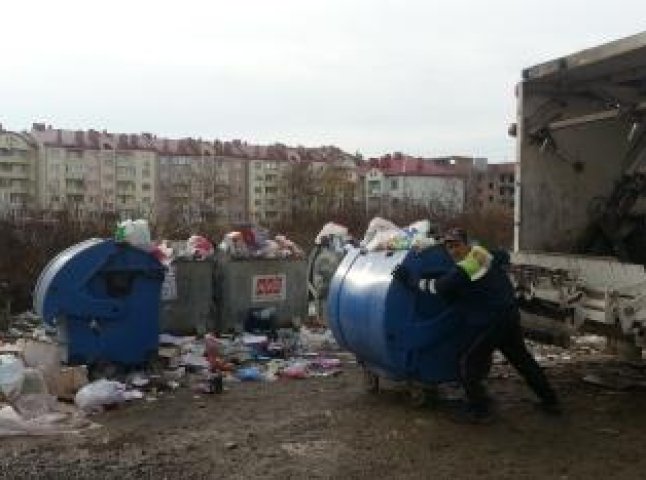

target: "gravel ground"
[2,355,646,480]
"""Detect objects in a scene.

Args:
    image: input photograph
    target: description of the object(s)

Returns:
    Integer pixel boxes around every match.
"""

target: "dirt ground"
[2,354,646,480]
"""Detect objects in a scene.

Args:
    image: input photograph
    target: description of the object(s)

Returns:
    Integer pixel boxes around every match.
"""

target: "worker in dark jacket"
[392,227,560,423]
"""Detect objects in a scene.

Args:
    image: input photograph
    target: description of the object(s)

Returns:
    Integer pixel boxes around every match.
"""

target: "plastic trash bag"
[14,394,58,420]
[0,405,91,437]
[360,217,401,248]
[315,222,349,245]
[0,354,25,401]
[235,367,264,382]
[115,219,152,250]
[281,362,309,379]
[187,235,214,260]
[299,328,338,352]
[74,379,127,412]
[151,240,174,265]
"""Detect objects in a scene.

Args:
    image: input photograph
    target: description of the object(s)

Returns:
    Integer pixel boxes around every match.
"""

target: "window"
[254,187,262,194]
[368,180,381,195]
[489,182,494,190]
[142,183,151,191]
[489,196,494,202]
[390,179,398,190]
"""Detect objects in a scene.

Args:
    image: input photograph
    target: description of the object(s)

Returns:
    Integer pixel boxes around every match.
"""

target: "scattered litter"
[74,379,129,413]
[159,334,196,347]
[281,362,309,380]
[14,394,59,420]
[235,367,264,382]
[0,405,93,437]
[127,372,150,388]
[123,390,144,401]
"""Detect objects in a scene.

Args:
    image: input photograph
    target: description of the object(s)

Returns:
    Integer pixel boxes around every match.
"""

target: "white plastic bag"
[0,354,25,401]
[365,229,407,251]
[116,219,152,250]
[74,379,127,412]
[361,217,402,248]
[315,222,349,245]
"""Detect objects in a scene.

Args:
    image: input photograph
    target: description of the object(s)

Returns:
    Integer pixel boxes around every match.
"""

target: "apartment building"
[2,122,515,227]
[29,125,157,219]
[466,161,516,212]
[429,155,516,214]
[0,128,38,215]
[156,138,248,225]
[362,154,465,217]
[248,157,292,224]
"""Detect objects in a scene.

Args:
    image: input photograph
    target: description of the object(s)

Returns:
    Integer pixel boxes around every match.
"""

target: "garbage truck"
[510,31,646,358]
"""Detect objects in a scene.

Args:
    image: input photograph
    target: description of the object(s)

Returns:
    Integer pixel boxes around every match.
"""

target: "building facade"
[30,125,157,219]
[362,155,466,218]
[0,128,38,215]
[0,122,516,227]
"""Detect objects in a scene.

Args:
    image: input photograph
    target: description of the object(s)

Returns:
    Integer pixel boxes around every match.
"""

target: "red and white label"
[252,274,287,302]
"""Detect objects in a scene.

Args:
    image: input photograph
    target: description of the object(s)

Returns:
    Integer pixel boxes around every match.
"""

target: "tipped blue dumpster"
[34,239,165,366]
[327,245,467,384]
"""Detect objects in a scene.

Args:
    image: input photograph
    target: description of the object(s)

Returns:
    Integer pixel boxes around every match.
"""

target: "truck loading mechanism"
[512,31,646,352]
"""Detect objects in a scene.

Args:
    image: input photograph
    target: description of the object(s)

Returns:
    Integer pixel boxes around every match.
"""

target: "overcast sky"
[1,1,644,161]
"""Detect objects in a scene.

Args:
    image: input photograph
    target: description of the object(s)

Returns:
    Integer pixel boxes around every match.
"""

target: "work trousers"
[458,309,558,411]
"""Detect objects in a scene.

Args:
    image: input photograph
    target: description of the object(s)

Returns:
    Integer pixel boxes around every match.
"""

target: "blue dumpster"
[34,239,165,366]
[327,245,467,384]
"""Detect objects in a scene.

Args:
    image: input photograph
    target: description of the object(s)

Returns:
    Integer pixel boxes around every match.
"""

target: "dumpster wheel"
[362,368,380,394]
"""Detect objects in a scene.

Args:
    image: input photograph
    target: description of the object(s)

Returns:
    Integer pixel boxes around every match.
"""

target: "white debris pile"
[0,340,97,436]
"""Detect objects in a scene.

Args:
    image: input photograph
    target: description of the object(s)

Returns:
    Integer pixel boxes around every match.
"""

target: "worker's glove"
[392,265,437,294]
[392,264,417,291]
[457,245,493,281]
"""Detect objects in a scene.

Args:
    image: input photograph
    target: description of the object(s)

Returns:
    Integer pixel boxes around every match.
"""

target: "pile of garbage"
[218,225,304,260]
[156,326,342,391]
[360,217,437,252]
[0,338,96,436]
[0,318,344,435]
[114,218,215,264]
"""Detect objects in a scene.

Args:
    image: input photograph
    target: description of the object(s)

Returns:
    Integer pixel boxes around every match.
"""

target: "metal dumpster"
[214,255,308,333]
[327,245,467,385]
[160,259,216,335]
[34,239,165,366]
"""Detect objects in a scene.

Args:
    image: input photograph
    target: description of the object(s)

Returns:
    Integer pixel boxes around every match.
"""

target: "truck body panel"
[513,32,646,347]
